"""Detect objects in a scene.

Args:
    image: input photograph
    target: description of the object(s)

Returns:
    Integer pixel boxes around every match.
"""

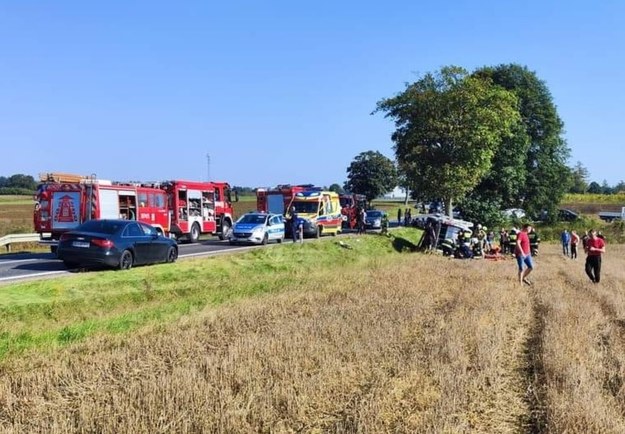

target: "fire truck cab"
[161,180,234,243]
[256,184,315,215]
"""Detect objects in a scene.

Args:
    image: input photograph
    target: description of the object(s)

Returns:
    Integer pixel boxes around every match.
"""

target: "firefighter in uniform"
[462,229,472,246]
[529,227,540,256]
[508,228,518,255]
[440,238,456,256]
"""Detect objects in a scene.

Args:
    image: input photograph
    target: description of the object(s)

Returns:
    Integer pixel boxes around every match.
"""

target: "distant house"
[380,186,410,201]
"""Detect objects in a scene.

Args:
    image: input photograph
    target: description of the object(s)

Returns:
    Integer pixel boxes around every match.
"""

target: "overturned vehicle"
[416,214,475,258]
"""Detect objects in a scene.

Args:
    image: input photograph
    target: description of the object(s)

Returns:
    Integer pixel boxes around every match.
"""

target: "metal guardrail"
[0,233,40,252]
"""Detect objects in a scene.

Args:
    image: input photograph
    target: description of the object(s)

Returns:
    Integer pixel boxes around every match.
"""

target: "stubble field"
[2,237,625,433]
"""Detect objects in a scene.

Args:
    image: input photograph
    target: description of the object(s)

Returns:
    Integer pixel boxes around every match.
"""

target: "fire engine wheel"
[315,226,321,238]
[219,221,232,241]
[189,223,201,243]
[166,246,178,263]
[262,233,268,245]
[119,250,133,270]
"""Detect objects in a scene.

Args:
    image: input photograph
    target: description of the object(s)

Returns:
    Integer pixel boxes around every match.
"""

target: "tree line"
[569,162,625,194]
[0,174,38,195]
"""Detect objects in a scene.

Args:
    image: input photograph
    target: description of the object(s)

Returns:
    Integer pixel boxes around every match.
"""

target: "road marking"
[0,270,68,283]
[0,258,51,265]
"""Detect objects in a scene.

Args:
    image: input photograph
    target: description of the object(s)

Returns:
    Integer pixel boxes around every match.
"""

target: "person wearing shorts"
[515,223,534,285]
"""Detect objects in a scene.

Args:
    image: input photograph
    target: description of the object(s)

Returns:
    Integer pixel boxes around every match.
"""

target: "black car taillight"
[91,238,115,249]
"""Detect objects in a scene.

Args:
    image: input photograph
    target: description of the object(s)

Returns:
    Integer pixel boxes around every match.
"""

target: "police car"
[229,212,285,245]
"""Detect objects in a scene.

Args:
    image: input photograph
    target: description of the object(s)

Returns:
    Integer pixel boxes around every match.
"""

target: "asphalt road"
[0,238,267,284]
[0,223,404,285]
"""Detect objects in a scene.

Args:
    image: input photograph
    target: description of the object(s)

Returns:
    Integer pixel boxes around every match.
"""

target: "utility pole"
[206,153,211,181]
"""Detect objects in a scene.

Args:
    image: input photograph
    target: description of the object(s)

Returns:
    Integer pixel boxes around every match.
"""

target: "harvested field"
[2,242,625,433]
[0,203,33,238]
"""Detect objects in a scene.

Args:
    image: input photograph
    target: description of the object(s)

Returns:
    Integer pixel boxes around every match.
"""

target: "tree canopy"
[375,66,521,216]
[344,151,397,203]
[328,183,344,194]
[464,64,571,222]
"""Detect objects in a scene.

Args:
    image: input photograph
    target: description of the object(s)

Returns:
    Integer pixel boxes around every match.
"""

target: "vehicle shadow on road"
[14,262,67,272]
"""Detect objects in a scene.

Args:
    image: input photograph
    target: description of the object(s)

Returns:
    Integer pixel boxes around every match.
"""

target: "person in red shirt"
[515,223,534,285]
[585,229,606,283]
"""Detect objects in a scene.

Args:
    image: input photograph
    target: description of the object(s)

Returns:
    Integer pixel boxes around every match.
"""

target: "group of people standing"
[499,226,539,256]
[560,229,581,259]
[561,228,606,282]
[516,226,607,287]
[397,208,412,226]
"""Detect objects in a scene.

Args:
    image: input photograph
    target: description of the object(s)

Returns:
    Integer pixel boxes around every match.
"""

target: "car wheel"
[189,223,201,243]
[63,260,77,269]
[119,250,133,270]
[50,246,58,255]
[262,233,268,245]
[219,220,232,241]
[316,226,321,238]
[277,237,283,244]
[166,246,178,263]
[229,240,236,246]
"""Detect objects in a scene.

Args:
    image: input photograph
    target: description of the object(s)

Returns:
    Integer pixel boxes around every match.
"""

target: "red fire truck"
[339,193,367,229]
[256,184,315,215]
[34,173,169,252]
[159,180,234,242]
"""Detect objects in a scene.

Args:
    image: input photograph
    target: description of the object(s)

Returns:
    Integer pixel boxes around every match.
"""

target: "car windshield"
[291,201,319,213]
[238,214,268,225]
[77,220,124,235]
[367,211,383,218]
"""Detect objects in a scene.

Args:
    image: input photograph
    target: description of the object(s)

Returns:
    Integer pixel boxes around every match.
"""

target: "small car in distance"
[502,208,526,219]
[57,219,178,270]
[230,212,285,245]
[365,210,385,230]
[558,208,579,222]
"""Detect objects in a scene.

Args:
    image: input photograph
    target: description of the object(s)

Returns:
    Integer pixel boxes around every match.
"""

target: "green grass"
[0,195,33,205]
[0,228,422,359]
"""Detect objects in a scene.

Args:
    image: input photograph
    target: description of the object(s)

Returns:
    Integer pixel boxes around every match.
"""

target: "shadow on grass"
[391,235,419,253]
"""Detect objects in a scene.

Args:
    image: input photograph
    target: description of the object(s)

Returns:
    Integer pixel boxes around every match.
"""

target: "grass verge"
[0,229,422,360]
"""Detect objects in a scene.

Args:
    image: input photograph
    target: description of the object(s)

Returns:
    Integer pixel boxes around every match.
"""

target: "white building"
[380,186,410,200]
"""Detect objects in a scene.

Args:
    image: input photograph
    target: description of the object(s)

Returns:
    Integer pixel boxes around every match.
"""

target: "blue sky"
[1,1,623,188]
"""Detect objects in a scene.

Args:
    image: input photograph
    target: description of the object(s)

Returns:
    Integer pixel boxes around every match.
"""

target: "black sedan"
[57,219,178,270]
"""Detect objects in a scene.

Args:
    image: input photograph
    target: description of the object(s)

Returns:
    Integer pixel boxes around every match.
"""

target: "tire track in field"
[523,285,548,434]
[558,268,625,407]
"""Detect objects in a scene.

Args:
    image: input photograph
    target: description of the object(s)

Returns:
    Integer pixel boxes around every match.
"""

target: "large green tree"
[344,151,397,203]
[469,64,571,221]
[375,66,521,217]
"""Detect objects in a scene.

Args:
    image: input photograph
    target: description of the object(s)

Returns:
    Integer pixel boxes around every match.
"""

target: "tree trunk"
[446,198,453,218]
[404,187,409,206]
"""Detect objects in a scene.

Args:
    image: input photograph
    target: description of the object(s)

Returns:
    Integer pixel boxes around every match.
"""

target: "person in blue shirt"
[561,229,571,256]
